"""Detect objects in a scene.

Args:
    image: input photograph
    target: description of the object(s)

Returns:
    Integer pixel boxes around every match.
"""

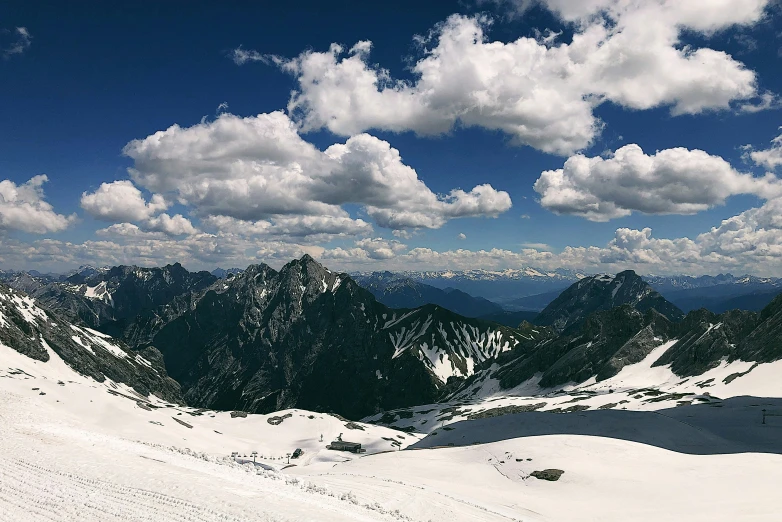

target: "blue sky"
[1,0,782,275]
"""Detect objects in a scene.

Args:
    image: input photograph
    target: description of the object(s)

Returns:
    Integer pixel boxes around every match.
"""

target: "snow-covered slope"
[364,334,782,435]
[5,332,782,522]
[0,341,425,521]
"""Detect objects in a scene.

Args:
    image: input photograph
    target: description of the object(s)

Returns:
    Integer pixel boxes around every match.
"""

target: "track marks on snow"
[0,458,280,522]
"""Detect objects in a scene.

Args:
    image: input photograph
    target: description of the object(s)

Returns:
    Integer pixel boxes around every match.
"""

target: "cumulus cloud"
[697,197,782,261]
[2,27,31,58]
[7,195,782,276]
[747,128,782,170]
[81,180,197,236]
[458,233,467,240]
[145,213,198,236]
[534,144,782,221]
[0,228,327,273]
[0,175,75,233]
[123,111,511,232]
[81,180,168,222]
[252,3,768,155]
[354,238,407,259]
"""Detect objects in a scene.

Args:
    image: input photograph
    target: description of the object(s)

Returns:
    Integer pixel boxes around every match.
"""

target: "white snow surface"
[3,334,782,521]
[83,281,113,304]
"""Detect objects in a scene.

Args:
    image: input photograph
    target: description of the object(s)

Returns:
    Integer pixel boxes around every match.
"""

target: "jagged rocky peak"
[280,254,349,295]
[536,269,684,332]
[118,255,525,418]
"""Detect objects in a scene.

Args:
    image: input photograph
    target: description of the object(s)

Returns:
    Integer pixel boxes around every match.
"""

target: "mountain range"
[351,269,782,315]
[2,257,781,421]
[452,276,782,401]
[360,267,583,301]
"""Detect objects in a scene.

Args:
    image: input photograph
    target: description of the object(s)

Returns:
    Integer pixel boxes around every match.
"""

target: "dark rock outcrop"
[536,270,683,332]
[531,469,564,481]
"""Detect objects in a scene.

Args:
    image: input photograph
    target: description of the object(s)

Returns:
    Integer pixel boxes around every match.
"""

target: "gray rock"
[531,469,564,481]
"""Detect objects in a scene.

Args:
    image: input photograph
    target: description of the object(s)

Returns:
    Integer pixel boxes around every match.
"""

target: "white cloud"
[540,0,769,30]
[520,242,550,250]
[7,195,782,276]
[534,144,782,221]
[2,27,31,58]
[81,180,198,237]
[145,213,198,236]
[458,233,467,240]
[322,239,407,262]
[95,223,165,239]
[696,197,782,261]
[201,214,372,240]
[123,112,511,232]
[0,175,75,234]
[263,3,768,155]
[231,46,272,65]
[0,229,327,273]
[81,180,168,222]
[747,128,782,170]
[354,237,407,259]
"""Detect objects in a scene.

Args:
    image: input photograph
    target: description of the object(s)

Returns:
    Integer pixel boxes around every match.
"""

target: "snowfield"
[3,339,782,521]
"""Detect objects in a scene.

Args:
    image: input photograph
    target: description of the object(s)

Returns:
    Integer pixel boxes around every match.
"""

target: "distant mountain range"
[351,269,782,316]
[211,267,244,278]
[352,271,504,318]
[357,268,584,301]
[0,263,217,335]
[2,257,525,418]
[644,274,782,313]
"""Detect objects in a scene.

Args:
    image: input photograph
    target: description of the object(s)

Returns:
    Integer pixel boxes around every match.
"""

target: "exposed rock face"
[121,256,526,419]
[654,293,782,375]
[2,263,216,334]
[473,306,673,392]
[0,284,182,403]
[652,309,757,376]
[739,293,782,363]
[536,270,684,332]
